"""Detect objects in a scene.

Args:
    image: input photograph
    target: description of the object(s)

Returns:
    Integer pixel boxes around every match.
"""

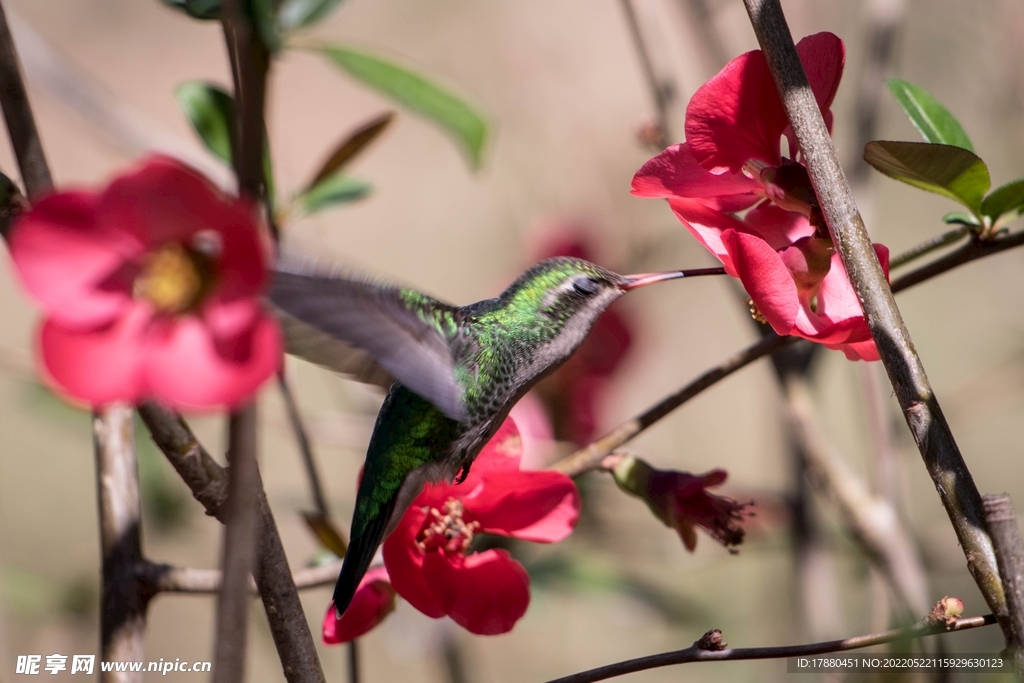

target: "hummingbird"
[269,255,720,616]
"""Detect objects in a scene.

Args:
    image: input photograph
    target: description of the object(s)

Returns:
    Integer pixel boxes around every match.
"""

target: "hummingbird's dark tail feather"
[333,494,399,617]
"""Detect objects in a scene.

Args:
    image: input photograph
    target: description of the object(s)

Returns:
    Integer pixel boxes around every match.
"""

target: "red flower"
[322,566,396,644]
[382,417,580,635]
[530,235,634,444]
[631,33,889,360]
[8,156,281,409]
[609,454,750,552]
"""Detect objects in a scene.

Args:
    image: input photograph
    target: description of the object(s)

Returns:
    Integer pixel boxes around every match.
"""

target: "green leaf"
[297,174,372,214]
[981,178,1024,222]
[175,82,234,164]
[245,0,282,52]
[175,81,276,204]
[278,0,344,29]
[886,79,974,152]
[863,141,990,213]
[942,211,980,226]
[320,46,487,169]
[160,0,221,20]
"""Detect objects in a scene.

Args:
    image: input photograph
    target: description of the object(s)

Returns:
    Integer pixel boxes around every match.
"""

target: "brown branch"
[137,403,326,683]
[0,0,50,198]
[983,494,1024,660]
[545,614,997,683]
[94,405,150,683]
[213,405,260,683]
[784,376,929,616]
[741,0,1009,634]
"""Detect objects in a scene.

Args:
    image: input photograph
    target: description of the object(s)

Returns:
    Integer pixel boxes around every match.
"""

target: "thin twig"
[139,558,341,594]
[618,0,674,148]
[785,377,929,616]
[279,373,330,516]
[94,405,149,683]
[0,0,50,198]
[983,494,1024,659]
[137,403,326,683]
[545,615,997,683]
[551,333,792,476]
[347,642,360,683]
[741,0,1009,635]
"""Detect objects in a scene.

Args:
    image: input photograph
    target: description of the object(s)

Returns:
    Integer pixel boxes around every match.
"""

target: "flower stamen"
[417,498,481,554]
[133,242,215,314]
[745,298,767,324]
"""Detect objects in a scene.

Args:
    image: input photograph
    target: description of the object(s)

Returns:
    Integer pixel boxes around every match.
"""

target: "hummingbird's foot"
[454,463,472,484]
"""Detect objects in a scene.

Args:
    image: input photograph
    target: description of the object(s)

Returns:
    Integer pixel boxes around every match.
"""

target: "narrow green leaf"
[245,0,282,52]
[981,178,1024,222]
[942,211,980,226]
[320,46,487,169]
[304,112,393,192]
[160,0,221,20]
[175,82,234,164]
[278,0,344,29]
[297,174,372,214]
[863,141,990,213]
[886,79,973,151]
[175,81,277,205]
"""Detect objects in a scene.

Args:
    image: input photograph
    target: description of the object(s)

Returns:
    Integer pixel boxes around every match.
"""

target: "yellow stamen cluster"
[418,498,481,553]
[133,243,212,314]
[745,298,768,324]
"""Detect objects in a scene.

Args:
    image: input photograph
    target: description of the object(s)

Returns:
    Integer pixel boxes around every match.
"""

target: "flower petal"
[685,45,788,174]
[322,566,396,644]
[468,470,580,542]
[667,199,750,276]
[470,416,524,474]
[722,230,799,334]
[10,191,142,328]
[430,550,530,636]
[382,507,447,618]
[38,305,150,405]
[143,313,281,410]
[797,33,845,120]
[686,32,844,174]
[742,203,815,251]
[631,143,760,208]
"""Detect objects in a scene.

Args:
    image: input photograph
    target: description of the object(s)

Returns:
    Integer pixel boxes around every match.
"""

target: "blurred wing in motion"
[269,258,470,422]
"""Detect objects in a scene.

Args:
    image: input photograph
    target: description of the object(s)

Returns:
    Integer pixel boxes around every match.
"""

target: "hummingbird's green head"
[491,257,691,365]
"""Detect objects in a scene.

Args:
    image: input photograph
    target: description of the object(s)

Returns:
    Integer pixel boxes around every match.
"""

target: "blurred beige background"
[1,0,1023,680]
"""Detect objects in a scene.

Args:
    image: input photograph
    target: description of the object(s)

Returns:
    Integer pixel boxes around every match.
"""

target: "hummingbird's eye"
[572,277,600,297]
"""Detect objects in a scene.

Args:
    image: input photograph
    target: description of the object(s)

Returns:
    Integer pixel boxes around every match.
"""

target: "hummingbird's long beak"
[619,267,725,291]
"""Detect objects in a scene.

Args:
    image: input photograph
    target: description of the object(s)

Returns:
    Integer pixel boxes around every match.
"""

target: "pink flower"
[322,566,396,644]
[530,236,634,444]
[609,454,750,552]
[633,33,843,213]
[382,417,580,635]
[8,156,281,409]
[631,32,889,360]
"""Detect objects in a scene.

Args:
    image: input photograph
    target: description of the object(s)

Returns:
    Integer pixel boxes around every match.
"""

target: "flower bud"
[610,455,750,552]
